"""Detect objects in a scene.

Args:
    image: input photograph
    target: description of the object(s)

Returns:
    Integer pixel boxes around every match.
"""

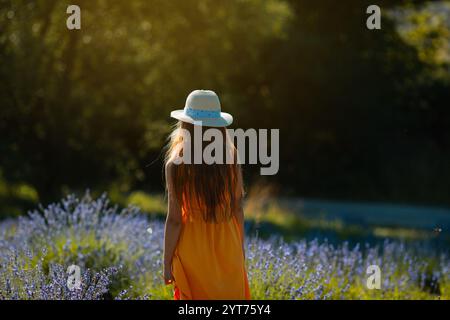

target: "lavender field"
[0,194,448,300]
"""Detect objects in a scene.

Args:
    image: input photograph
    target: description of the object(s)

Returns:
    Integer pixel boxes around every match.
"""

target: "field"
[0,193,448,300]
[1,0,449,302]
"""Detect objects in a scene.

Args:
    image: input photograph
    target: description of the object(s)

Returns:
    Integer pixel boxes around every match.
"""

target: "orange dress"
[171,204,251,300]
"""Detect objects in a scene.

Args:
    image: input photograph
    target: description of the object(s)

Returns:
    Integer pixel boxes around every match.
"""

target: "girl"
[163,90,250,300]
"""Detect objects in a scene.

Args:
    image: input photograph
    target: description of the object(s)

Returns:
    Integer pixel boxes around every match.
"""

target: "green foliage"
[0,0,291,205]
[392,2,450,75]
[0,0,449,213]
[126,191,166,218]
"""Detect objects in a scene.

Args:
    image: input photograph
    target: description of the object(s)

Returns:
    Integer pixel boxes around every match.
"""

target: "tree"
[0,0,291,204]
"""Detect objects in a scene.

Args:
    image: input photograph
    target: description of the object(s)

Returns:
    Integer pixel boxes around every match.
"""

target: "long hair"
[164,121,242,222]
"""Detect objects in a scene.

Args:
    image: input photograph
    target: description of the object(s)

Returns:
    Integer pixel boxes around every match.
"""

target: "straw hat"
[170,90,233,127]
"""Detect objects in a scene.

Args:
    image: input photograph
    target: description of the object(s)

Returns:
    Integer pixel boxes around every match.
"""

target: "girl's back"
[163,90,250,300]
[171,183,250,299]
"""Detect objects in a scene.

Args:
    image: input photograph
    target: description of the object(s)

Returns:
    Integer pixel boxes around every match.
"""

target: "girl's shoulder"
[165,149,182,167]
[165,147,183,169]
[165,160,177,179]
[164,159,175,183]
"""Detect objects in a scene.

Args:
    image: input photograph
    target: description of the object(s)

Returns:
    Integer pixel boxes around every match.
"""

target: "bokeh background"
[1,0,450,244]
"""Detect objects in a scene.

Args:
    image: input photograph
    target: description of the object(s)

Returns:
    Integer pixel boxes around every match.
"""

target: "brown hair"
[165,121,243,222]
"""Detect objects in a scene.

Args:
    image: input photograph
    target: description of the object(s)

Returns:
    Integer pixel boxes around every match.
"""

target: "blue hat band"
[185,107,221,119]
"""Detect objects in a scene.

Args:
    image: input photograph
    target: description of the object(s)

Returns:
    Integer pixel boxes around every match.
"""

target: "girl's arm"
[235,197,245,259]
[163,161,183,284]
[234,166,246,258]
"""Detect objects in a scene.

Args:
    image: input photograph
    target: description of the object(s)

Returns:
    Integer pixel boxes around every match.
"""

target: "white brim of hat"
[170,110,233,127]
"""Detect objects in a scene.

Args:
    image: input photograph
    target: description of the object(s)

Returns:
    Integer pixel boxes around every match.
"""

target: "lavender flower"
[0,193,448,300]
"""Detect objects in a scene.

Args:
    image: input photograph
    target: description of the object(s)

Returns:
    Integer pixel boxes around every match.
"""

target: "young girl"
[163,90,250,300]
